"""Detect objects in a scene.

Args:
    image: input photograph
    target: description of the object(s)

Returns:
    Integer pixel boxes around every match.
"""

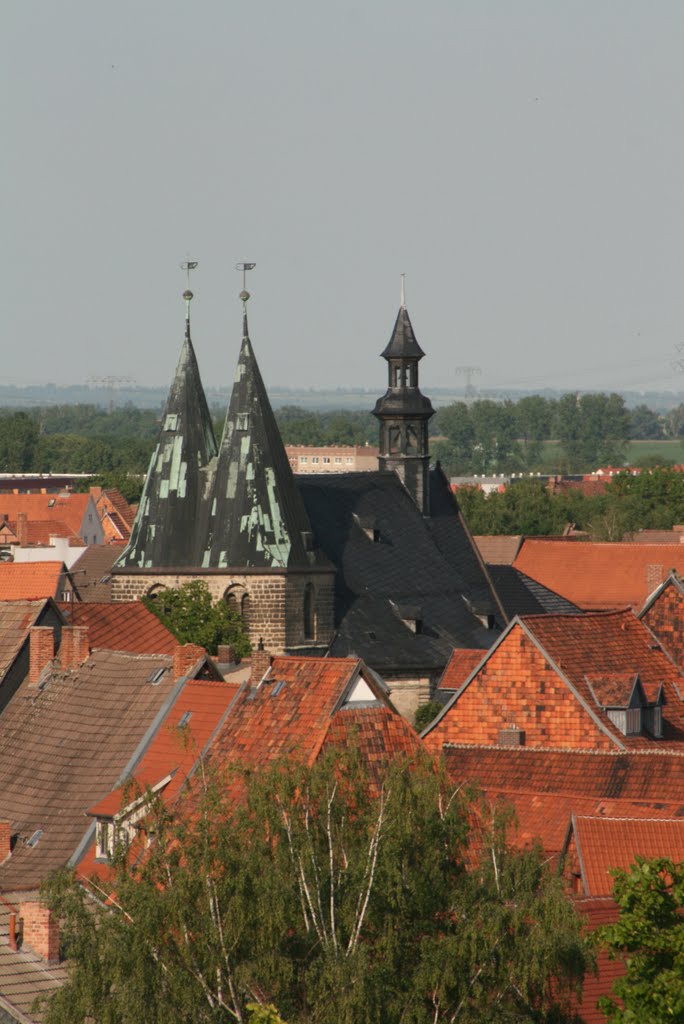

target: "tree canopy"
[143,580,251,659]
[41,750,591,1024]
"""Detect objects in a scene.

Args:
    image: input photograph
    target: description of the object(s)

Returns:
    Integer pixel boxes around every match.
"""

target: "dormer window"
[585,673,664,738]
[391,601,423,634]
[353,514,380,543]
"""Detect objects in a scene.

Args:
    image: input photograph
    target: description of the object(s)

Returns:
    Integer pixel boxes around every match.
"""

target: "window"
[241,592,251,628]
[312,457,319,464]
[334,457,342,464]
[303,583,316,640]
[299,456,308,463]
[96,820,113,860]
[323,457,330,464]
[346,457,354,464]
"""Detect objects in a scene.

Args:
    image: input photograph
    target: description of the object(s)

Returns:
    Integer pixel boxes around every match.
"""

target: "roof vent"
[177,710,192,728]
[301,530,315,552]
[498,727,525,747]
[26,829,43,848]
[147,667,167,685]
[271,680,286,697]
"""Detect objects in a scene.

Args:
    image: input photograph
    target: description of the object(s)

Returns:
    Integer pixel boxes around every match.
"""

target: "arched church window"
[388,425,401,455]
[241,592,251,629]
[145,584,171,615]
[303,583,316,640]
[406,425,419,454]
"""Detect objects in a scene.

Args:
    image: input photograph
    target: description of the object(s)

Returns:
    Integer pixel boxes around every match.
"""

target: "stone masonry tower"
[373,283,434,514]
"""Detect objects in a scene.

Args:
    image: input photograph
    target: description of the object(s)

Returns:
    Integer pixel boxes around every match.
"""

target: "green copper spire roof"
[117,295,218,569]
[202,312,315,569]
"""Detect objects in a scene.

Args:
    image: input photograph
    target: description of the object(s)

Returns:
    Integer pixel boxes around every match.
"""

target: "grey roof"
[202,316,320,570]
[296,469,502,672]
[0,650,178,892]
[487,565,582,617]
[69,544,121,601]
[117,323,217,569]
[380,306,425,360]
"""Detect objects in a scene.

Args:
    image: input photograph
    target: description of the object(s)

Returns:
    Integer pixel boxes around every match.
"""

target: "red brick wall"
[29,626,54,684]
[59,626,90,669]
[424,624,614,752]
[173,643,205,680]
[0,820,11,863]
[642,584,684,669]
[20,901,59,961]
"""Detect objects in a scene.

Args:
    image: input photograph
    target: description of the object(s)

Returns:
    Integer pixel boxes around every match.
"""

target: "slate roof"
[203,316,320,570]
[59,602,177,655]
[0,650,179,892]
[69,544,121,602]
[513,539,684,610]
[0,563,69,602]
[117,319,217,569]
[379,305,425,360]
[487,564,581,617]
[570,815,684,897]
[296,469,502,672]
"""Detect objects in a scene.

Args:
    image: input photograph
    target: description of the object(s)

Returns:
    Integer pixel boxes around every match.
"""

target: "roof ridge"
[575,814,684,824]
[441,742,684,757]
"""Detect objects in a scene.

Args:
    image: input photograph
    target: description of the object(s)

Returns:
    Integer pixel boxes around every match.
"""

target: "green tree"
[595,857,684,1024]
[554,394,629,472]
[143,580,251,658]
[413,700,443,732]
[41,751,590,1024]
[0,411,39,471]
[628,404,663,441]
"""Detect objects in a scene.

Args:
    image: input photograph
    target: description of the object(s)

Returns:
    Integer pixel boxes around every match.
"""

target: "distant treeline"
[0,395,681,485]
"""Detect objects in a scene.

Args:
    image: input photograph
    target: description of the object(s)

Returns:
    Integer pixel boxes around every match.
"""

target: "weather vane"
[236,262,256,304]
[180,258,198,287]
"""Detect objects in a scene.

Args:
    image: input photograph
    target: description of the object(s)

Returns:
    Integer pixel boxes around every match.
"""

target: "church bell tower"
[372,278,434,514]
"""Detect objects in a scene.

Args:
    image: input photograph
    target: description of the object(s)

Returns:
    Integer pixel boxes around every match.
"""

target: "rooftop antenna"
[236,262,256,309]
[400,272,406,309]
[180,258,198,331]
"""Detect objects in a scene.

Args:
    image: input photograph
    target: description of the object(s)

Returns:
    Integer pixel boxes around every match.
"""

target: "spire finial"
[236,262,256,309]
[180,258,198,338]
[400,272,406,309]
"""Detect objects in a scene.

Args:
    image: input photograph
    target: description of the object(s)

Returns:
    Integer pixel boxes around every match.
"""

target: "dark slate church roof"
[203,316,324,570]
[488,565,582,618]
[296,470,502,672]
[380,306,426,360]
[117,320,217,569]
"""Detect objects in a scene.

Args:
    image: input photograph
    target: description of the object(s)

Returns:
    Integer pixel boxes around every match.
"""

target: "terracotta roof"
[323,703,423,767]
[573,898,623,1024]
[440,745,684,804]
[474,535,523,565]
[0,600,60,690]
[425,610,684,753]
[627,529,684,544]
[96,489,136,529]
[513,539,684,610]
[438,649,487,690]
[572,815,684,897]
[59,602,177,655]
[0,494,92,539]
[0,650,178,892]
[584,672,639,708]
[68,545,122,602]
[7,519,80,545]
[101,509,130,543]
[0,562,68,602]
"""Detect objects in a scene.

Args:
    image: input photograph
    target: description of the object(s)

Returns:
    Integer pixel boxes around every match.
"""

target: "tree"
[143,580,251,658]
[554,394,630,472]
[0,411,39,471]
[413,700,443,732]
[41,751,590,1024]
[595,857,684,1024]
[628,404,663,441]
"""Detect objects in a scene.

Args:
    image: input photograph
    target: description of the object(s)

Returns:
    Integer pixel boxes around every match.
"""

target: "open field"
[538,439,684,472]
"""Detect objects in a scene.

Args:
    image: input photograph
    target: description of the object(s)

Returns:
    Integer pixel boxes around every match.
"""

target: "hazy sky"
[3,2,684,396]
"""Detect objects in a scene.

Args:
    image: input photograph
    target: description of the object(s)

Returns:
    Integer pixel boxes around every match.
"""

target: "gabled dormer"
[584,672,664,738]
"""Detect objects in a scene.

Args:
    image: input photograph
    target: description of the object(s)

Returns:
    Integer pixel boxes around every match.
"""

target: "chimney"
[29,626,54,685]
[173,643,205,680]
[217,644,237,665]
[646,564,665,595]
[0,820,11,864]
[20,901,60,962]
[59,626,90,670]
[16,512,28,547]
[250,639,272,684]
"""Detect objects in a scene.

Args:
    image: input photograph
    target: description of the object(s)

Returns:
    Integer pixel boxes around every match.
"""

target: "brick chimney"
[16,512,28,547]
[20,901,60,962]
[250,639,272,684]
[59,626,90,670]
[217,644,237,665]
[646,563,665,595]
[0,820,11,864]
[29,626,54,685]
[173,643,205,680]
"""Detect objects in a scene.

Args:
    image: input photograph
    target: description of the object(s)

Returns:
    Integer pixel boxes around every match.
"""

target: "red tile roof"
[0,562,68,601]
[59,602,177,655]
[437,648,487,690]
[7,519,80,545]
[574,898,623,1024]
[513,539,684,610]
[572,815,684,897]
[425,610,684,752]
[0,494,92,539]
[584,672,639,708]
[323,704,423,767]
